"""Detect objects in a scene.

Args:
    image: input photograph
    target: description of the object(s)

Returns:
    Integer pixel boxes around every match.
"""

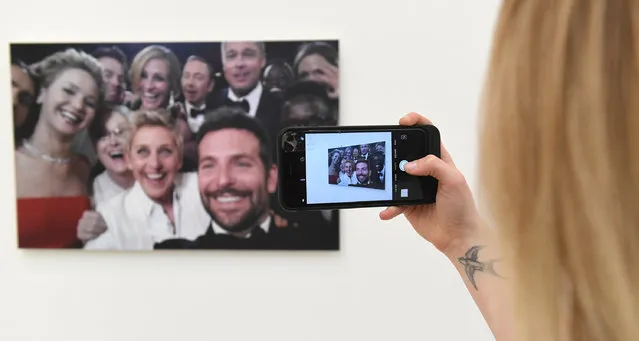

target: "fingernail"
[404,161,416,170]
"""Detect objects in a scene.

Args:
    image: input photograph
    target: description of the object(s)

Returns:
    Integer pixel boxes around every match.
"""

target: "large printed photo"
[10,40,340,251]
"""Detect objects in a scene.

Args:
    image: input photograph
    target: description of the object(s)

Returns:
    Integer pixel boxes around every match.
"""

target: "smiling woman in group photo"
[14,48,105,248]
[83,108,210,250]
[89,104,135,206]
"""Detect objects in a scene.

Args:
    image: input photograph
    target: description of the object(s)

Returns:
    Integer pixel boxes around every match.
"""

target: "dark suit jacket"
[349,181,385,190]
[209,87,283,151]
[175,93,226,172]
[154,215,338,250]
[174,93,217,118]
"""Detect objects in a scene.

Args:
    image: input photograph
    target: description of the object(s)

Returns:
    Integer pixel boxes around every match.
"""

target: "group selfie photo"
[10,40,340,251]
[327,142,386,189]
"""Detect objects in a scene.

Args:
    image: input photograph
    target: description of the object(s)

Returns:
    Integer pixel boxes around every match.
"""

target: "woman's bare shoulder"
[14,149,46,198]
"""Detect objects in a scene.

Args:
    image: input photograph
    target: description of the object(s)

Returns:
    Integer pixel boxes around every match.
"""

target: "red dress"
[17,196,91,248]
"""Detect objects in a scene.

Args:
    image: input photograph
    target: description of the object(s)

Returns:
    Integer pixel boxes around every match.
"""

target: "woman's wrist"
[442,216,496,260]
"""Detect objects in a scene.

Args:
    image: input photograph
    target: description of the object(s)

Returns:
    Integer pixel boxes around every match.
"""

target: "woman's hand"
[380,112,481,256]
[269,210,290,228]
[121,91,137,107]
[381,113,515,341]
[77,210,107,243]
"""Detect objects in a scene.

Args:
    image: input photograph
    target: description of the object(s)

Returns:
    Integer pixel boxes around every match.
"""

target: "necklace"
[22,139,72,165]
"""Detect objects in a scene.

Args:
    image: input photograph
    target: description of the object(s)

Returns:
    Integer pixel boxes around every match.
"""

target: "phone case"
[276,124,441,211]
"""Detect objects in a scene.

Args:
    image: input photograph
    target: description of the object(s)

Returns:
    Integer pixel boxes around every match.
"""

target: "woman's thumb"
[404,154,455,183]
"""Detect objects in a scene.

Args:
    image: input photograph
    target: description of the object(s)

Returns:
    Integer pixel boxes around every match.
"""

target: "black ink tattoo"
[457,245,503,291]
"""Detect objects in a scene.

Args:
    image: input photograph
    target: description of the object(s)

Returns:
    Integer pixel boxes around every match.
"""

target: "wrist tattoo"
[457,245,503,291]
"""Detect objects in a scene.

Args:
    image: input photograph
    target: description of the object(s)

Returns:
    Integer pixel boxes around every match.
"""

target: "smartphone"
[276,124,441,211]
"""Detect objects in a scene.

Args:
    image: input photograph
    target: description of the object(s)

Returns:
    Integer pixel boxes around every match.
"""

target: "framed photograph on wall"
[10,39,340,251]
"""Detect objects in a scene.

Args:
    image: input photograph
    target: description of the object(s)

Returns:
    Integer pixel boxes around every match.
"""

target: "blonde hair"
[341,159,353,171]
[129,45,182,100]
[478,2,639,341]
[110,104,131,118]
[29,48,106,106]
[127,108,184,153]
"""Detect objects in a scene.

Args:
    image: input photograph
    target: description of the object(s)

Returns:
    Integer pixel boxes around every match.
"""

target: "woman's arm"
[380,112,517,340]
[442,220,515,341]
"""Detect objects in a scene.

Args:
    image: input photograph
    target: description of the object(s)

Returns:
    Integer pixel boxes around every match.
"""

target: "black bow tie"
[225,98,250,113]
[190,107,206,118]
[217,225,266,240]
[153,224,269,250]
[204,226,267,249]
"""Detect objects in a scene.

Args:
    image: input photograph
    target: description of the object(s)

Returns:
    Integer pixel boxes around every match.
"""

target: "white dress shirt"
[184,101,207,133]
[227,82,263,118]
[338,172,357,186]
[84,172,210,250]
[92,171,127,207]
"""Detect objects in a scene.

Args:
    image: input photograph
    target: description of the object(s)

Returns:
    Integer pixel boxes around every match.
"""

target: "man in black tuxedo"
[156,107,337,250]
[359,143,371,160]
[93,46,128,106]
[180,55,215,134]
[349,159,384,190]
[369,151,385,183]
[262,60,295,96]
[209,41,282,147]
[174,55,216,171]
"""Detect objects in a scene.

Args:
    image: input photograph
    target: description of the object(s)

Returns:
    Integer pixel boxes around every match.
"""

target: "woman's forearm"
[443,222,516,341]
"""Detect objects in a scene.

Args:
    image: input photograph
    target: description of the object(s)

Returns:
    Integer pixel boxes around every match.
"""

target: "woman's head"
[29,49,105,139]
[126,108,183,203]
[94,105,132,176]
[479,2,639,340]
[129,45,181,110]
[351,147,360,159]
[330,149,342,165]
[293,42,339,99]
[342,159,353,176]
[344,147,352,160]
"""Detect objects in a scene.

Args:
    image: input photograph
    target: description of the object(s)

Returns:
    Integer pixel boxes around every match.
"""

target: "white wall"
[0,0,502,340]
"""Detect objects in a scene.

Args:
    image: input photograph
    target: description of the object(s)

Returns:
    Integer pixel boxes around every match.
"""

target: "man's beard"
[200,190,269,234]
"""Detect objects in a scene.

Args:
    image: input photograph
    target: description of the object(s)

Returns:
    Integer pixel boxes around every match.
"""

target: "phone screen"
[279,127,435,210]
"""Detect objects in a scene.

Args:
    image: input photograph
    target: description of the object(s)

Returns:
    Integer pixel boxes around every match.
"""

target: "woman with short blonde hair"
[84,108,209,250]
[381,2,639,341]
[127,108,184,152]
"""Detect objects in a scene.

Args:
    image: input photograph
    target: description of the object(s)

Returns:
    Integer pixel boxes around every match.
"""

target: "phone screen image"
[305,132,393,204]
[278,126,435,210]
